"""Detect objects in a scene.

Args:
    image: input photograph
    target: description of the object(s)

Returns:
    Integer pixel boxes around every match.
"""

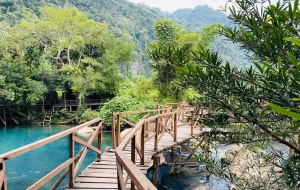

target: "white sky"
[127,0,230,12]
[127,0,280,13]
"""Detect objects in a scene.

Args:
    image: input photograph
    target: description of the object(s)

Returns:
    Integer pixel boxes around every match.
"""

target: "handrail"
[115,108,199,190]
[0,118,103,190]
[111,108,172,149]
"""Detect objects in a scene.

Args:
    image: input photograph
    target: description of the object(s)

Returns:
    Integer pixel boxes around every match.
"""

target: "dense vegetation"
[0,0,249,125]
[0,0,299,189]
[0,0,249,74]
[0,6,133,124]
[146,0,300,189]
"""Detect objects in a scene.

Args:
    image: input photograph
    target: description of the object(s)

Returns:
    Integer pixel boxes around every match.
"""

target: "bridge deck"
[67,124,202,190]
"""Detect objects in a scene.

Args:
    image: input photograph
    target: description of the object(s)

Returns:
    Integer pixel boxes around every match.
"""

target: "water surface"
[0,125,112,189]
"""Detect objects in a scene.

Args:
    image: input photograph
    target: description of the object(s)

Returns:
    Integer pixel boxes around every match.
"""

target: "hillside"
[0,0,250,73]
[170,5,250,67]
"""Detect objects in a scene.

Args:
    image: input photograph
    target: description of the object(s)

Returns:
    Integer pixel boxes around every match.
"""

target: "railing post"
[116,160,125,190]
[131,135,136,190]
[97,122,102,161]
[191,111,194,136]
[181,105,185,121]
[111,113,116,149]
[117,115,121,146]
[174,113,177,142]
[141,123,145,165]
[154,118,159,151]
[0,158,7,190]
[146,112,149,135]
[69,133,74,188]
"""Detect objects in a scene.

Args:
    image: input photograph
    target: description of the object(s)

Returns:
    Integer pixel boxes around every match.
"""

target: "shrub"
[100,95,156,128]
[79,108,101,123]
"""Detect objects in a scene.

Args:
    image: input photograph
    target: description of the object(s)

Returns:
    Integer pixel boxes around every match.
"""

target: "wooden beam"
[69,134,74,188]
[111,113,116,149]
[115,152,156,190]
[27,159,73,190]
[152,155,160,187]
[0,118,102,160]
[116,161,126,190]
[0,159,7,190]
[73,136,101,155]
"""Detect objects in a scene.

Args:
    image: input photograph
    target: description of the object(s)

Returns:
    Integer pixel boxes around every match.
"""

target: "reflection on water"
[0,125,112,189]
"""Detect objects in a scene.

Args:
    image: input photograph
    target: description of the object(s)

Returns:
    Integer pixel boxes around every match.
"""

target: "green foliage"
[117,76,160,102]
[52,108,76,123]
[100,95,156,128]
[79,108,101,123]
[0,6,132,110]
[146,19,221,101]
[0,0,252,76]
[170,5,250,68]
[174,0,300,188]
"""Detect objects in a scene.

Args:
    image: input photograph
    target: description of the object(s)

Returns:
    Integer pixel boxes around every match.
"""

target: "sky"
[127,0,230,12]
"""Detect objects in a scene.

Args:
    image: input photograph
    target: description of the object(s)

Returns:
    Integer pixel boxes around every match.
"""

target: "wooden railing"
[0,118,103,190]
[114,106,201,190]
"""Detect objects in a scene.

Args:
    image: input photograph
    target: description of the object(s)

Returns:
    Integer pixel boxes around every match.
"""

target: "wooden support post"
[152,155,160,187]
[111,114,116,149]
[191,111,194,136]
[116,160,126,190]
[140,123,145,165]
[117,115,121,146]
[69,134,74,188]
[146,122,149,136]
[181,105,185,121]
[204,139,210,180]
[174,113,177,142]
[170,148,174,163]
[168,153,181,174]
[97,123,102,161]
[131,135,136,190]
[0,159,7,190]
[154,118,159,151]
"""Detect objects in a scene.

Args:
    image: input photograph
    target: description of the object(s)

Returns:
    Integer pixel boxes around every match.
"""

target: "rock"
[76,127,94,136]
[183,183,208,190]
[221,144,284,189]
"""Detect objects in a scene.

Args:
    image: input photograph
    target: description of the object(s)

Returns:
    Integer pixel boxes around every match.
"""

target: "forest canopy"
[0,6,133,108]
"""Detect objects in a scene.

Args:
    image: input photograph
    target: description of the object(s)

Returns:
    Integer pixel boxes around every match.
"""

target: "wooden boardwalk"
[67,122,202,190]
[0,106,204,190]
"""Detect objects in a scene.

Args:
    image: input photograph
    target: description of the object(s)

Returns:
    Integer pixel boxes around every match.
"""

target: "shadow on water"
[0,125,112,190]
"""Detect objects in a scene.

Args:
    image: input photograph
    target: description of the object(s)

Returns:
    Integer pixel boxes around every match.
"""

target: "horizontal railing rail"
[0,118,103,190]
[111,108,173,149]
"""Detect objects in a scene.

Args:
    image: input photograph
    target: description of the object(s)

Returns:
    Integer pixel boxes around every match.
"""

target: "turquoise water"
[0,125,112,189]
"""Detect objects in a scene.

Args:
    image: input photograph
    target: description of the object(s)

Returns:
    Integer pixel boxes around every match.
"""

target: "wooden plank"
[74,183,118,188]
[79,173,117,178]
[81,169,118,173]
[75,177,118,183]
[88,165,116,169]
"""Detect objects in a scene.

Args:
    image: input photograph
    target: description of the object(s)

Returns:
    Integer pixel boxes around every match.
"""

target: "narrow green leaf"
[267,103,300,120]
[285,37,300,47]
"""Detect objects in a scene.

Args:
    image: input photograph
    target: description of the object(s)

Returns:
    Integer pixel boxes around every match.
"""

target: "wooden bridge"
[0,104,208,190]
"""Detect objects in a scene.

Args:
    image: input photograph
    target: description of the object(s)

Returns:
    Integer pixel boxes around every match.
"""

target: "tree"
[146,19,221,101]
[3,6,133,106]
[173,0,300,189]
